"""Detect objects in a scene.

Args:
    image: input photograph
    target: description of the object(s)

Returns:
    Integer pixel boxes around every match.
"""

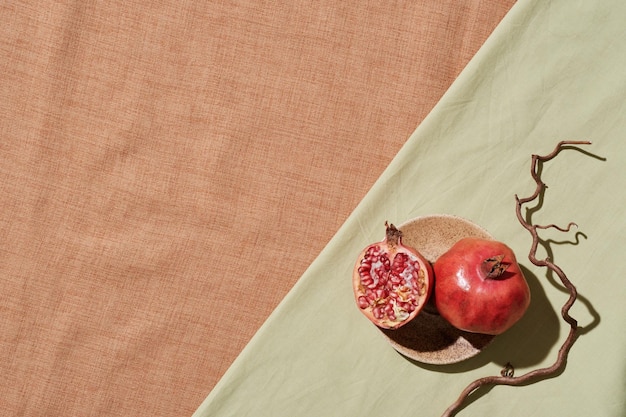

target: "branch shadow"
[534,234,601,336]
[524,147,603,337]
[525,143,606,222]
[558,145,607,162]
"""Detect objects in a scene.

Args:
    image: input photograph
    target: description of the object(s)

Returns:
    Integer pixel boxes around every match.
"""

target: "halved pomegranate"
[353,222,434,329]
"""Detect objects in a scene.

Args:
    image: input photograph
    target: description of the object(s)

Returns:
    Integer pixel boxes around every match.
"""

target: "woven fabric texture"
[0,1,514,415]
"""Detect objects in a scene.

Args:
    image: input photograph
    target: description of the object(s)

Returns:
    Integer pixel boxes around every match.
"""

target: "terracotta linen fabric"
[0,1,514,416]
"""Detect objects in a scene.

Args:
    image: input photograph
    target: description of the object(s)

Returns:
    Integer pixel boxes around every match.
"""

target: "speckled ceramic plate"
[379,214,496,365]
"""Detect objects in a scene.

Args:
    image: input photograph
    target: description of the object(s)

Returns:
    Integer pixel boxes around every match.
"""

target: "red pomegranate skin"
[434,237,531,335]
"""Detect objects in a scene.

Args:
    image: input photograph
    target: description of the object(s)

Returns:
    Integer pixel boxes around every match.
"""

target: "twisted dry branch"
[440,140,591,417]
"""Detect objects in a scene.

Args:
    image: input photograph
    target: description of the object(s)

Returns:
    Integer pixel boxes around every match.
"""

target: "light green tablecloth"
[194,1,626,416]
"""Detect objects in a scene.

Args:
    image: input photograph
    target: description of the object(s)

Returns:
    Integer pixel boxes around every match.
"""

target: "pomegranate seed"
[361,275,374,287]
[390,273,402,285]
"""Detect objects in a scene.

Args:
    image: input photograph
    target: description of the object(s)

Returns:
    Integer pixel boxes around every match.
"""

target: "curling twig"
[441,141,591,417]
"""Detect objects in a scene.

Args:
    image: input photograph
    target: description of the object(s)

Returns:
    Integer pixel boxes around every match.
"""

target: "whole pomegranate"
[434,237,530,335]
[353,222,434,329]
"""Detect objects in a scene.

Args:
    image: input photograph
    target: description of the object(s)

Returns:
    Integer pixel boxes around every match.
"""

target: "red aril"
[434,237,531,335]
[353,222,434,329]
